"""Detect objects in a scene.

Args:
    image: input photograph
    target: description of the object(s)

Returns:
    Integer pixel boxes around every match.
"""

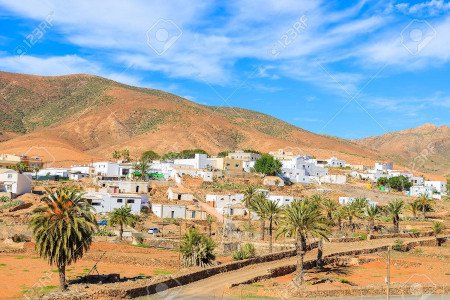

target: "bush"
[94,229,115,237]
[233,243,256,260]
[11,234,30,243]
[392,239,404,251]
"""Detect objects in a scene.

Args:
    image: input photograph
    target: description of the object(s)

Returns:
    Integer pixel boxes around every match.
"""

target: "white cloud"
[396,0,450,16]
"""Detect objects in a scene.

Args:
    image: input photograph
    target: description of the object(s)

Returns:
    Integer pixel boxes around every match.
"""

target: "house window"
[127,199,135,204]
[136,186,140,193]
[191,211,196,218]
[117,199,123,203]
[171,211,175,218]
[92,202,101,206]
[7,174,12,179]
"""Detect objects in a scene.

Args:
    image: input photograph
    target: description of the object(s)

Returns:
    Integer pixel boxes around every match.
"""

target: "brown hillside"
[0,71,437,176]
[355,124,450,176]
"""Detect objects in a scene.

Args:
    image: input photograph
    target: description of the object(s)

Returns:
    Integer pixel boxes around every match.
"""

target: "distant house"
[83,192,149,214]
[409,185,434,198]
[206,193,247,216]
[0,169,32,197]
[268,194,294,206]
[167,187,195,201]
[227,151,261,161]
[319,174,347,185]
[0,154,43,169]
[424,180,447,194]
[68,171,88,181]
[151,203,206,220]
[375,162,393,171]
[339,196,378,207]
[325,157,346,167]
[92,162,120,177]
[98,179,150,194]
[38,168,69,178]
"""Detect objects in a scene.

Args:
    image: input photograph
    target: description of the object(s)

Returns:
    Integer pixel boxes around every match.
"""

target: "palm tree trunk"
[120,223,123,240]
[208,223,212,237]
[368,220,373,240]
[296,234,307,284]
[316,238,323,268]
[260,219,265,241]
[58,265,67,291]
[269,218,273,253]
[422,206,426,219]
[349,216,353,232]
[394,216,399,233]
[338,217,342,231]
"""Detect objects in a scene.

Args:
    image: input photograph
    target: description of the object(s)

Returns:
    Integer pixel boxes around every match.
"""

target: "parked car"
[97,219,108,226]
[147,227,160,234]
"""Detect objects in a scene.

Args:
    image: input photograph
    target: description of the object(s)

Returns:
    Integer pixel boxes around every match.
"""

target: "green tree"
[333,206,346,231]
[250,193,269,241]
[206,215,214,237]
[13,162,28,174]
[30,188,97,291]
[321,197,338,221]
[377,177,389,187]
[277,200,330,284]
[217,151,230,158]
[135,158,150,180]
[108,205,138,240]
[342,202,362,231]
[407,200,420,220]
[141,150,160,161]
[365,205,380,237]
[112,149,122,160]
[121,149,131,162]
[180,227,215,267]
[385,199,404,233]
[264,199,281,253]
[387,176,412,191]
[254,154,282,175]
[242,186,257,226]
[432,221,444,246]
[416,194,433,219]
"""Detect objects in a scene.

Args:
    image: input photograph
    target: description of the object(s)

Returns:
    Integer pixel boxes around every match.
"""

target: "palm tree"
[29,187,97,291]
[365,205,380,238]
[121,149,131,162]
[417,194,433,219]
[136,158,149,180]
[109,205,137,240]
[180,227,215,267]
[264,199,281,253]
[206,215,214,237]
[250,193,269,241]
[432,221,444,246]
[342,202,361,231]
[242,186,257,226]
[277,200,330,284]
[333,206,346,231]
[353,197,368,212]
[385,199,404,233]
[408,200,420,220]
[321,197,338,221]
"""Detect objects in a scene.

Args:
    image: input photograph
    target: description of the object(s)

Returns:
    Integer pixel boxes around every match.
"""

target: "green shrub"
[12,234,30,243]
[392,239,404,251]
[340,278,351,284]
[233,243,256,260]
[94,229,115,237]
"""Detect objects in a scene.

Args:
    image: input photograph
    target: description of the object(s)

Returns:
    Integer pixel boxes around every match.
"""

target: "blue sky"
[0,0,449,139]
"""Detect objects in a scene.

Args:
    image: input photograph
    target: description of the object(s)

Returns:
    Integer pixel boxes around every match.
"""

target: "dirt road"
[148,236,440,299]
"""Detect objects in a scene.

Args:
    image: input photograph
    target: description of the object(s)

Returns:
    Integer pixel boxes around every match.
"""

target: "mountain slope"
[355,124,450,176]
[0,71,393,167]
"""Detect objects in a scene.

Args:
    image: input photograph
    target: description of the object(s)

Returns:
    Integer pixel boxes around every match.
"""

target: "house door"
[171,211,175,218]
[136,186,139,193]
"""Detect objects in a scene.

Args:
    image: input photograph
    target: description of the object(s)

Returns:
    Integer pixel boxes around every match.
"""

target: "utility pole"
[386,247,390,300]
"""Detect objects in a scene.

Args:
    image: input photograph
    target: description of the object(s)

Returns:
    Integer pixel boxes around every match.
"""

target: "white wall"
[152,204,186,219]
[85,192,148,214]
[0,170,32,196]
[93,162,120,177]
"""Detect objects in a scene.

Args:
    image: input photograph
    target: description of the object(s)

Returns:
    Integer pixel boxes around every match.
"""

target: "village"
[0,148,448,299]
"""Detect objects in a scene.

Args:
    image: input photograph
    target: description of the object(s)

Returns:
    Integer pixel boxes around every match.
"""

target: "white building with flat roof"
[93,162,120,177]
[0,169,32,196]
[424,180,447,194]
[83,192,149,214]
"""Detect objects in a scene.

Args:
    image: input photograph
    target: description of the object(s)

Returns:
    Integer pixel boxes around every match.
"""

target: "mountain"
[355,124,450,176]
[0,71,434,174]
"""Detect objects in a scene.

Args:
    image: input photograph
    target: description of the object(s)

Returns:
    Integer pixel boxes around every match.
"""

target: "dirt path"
[153,236,440,299]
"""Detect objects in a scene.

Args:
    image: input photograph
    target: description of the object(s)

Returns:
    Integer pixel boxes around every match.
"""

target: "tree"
[321,197,338,221]
[342,202,361,231]
[135,158,150,180]
[121,149,131,162]
[141,150,160,161]
[377,177,389,187]
[387,176,412,191]
[206,215,214,237]
[365,205,380,237]
[407,200,420,220]
[242,186,257,226]
[13,162,28,174]
[30,187,97,291]
[264,199,281,253]
[112,149,122,160]
[385,199,404,233]
[416,194,433,219]
[333,206,346,231]
[250,193,269,241]
[254,154,282,176]
[217,151,230,158]
[180,227,215,267]
[108,205,137,240]
[432,221,444,246]
[277,200,330,284]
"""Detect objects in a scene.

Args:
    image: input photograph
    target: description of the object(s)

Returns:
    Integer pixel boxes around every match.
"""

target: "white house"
[339,196,378,207]
[167,187,195,201]
[375,162,393,171]
[151,203,206,220]
[319,174,347,184]
[409,185,434,198]
[206,193,247,216]
[326,157,346,167]
[424,181,447,194]
[173,154,213,169]
[0,169,32,196]
[268,194,294,206]
[281,156,328,184]
[70,165,93,176]
[68,171,88,181]
[83,192,149,214]
[38,168,69,178]
[171,168,213,182]
[410,176,425,186]
[93,162,120,177]
[98,180,150,194]
[228,151,261,161]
